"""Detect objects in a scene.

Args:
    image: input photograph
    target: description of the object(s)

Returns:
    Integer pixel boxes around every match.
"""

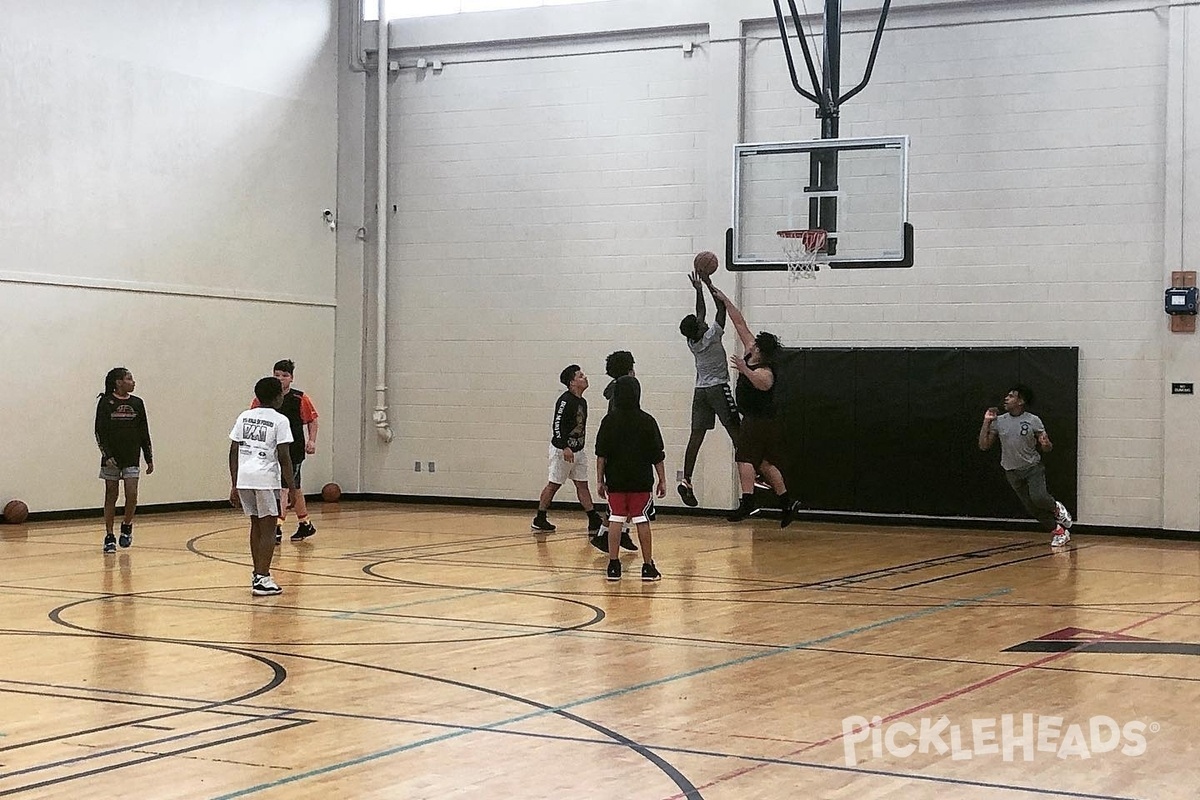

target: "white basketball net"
[778,229,827,282]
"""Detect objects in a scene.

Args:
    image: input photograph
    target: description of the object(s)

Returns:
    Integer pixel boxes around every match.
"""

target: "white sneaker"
[1054,501,1073,529]
[252,574,283,596]
[1050,527,1071,548]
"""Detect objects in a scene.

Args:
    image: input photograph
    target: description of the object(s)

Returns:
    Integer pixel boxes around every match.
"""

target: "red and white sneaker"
[1050,526,1071,548]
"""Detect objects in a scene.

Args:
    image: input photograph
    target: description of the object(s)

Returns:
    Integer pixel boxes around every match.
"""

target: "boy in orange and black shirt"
[251,359,320,543]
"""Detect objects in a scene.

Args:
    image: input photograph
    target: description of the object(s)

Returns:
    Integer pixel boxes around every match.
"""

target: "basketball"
[694,250,719,277]
[3,500,29,525]
[321,482,342,503]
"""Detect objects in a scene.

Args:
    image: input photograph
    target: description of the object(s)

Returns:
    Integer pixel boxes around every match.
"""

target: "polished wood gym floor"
[1,502,1198,799]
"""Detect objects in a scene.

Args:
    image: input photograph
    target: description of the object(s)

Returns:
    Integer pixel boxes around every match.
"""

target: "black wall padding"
[770,347,1078,519]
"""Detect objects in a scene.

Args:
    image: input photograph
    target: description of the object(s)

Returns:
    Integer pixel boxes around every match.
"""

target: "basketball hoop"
[777,229,827,281]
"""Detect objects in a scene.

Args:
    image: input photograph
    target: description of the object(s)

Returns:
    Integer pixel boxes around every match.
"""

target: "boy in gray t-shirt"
[676,272,741,507]
[978,384,1073,547]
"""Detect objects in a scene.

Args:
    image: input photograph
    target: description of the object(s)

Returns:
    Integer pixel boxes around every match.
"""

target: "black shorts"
[691,384,740,433]
[734,415,782,467]
[280,461,303,490]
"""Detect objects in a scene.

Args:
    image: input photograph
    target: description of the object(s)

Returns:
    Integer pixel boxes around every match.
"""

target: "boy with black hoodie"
[595,376,666,581]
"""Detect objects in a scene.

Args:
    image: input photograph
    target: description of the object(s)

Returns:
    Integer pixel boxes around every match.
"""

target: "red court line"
[660,598,1199,800]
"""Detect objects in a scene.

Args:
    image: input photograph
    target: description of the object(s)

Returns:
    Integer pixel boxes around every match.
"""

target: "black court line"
[0,711,308,781]
[890,544,1099,590]
[207,698,1138,800]
[0,685,264,719]
[42,595,701,798]
[0,720,307,798]
[0,625,287,754]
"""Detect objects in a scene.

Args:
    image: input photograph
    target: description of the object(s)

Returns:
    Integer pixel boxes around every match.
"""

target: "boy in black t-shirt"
[532,365,604,534]
[595,376,666,581]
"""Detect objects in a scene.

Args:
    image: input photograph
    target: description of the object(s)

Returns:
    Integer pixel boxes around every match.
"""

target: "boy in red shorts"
[595,376,667,581]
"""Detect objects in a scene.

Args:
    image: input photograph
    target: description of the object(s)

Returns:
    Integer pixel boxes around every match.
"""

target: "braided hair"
[98,367,129,399]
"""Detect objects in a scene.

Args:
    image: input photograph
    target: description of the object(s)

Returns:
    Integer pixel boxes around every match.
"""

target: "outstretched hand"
[688,270,702,289]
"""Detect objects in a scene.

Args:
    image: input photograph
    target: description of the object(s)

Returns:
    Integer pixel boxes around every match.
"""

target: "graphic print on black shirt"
[550,391,587,452]
[95,394,153,469]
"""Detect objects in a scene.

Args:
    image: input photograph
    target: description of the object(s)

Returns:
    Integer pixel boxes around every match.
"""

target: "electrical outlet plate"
[428,462,436,473]
[414,461,421,472]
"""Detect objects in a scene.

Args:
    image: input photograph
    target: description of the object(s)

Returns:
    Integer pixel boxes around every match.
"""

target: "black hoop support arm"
[838,0,893,105]
[773,0,823,108]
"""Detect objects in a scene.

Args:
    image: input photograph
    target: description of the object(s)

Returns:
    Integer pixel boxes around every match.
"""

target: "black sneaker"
[531,516,556,532]
[587,513,603,534]
[291,520,317,541]
[619,529,638,552]
[103,533,117,554]
[589,532,608,553]
[641,562,661,582]
[275,525,283,545]
[118,523,133,549]
[781,500,802,529]
[677,481,698,507]
[606,559,622,581]
[727,500,754,522]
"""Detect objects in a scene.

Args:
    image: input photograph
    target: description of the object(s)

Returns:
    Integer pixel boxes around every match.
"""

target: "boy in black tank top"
[709,287,801,528]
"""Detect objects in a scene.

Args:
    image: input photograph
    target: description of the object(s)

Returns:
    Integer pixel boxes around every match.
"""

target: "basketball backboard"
[729,135,912,270]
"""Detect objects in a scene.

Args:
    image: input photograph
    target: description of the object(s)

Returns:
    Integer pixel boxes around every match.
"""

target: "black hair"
[1009,383,1035,406]
[605,350,634,379]
[273,359,295,375]
[98,367,129,398]
[754,331,781,361]
[679,314,701,340]
[255,376,284,405]
[559,364,581,387]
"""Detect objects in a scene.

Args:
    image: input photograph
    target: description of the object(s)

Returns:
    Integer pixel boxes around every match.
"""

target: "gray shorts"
[238,489,281,518]
[691,384,740,433]
[100,463,140,481]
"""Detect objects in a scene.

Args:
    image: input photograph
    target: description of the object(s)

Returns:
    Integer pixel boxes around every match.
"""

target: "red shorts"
[607,491,652,523]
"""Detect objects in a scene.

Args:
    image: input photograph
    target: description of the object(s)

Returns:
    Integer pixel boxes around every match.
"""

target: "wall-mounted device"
[1165,286,1198,315]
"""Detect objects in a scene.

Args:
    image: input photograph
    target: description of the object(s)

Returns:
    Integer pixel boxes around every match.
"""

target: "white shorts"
[238,489,281,519]
[547,444,589,485]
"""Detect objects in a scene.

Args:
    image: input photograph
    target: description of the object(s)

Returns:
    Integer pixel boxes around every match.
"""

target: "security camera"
[322,209,336,231]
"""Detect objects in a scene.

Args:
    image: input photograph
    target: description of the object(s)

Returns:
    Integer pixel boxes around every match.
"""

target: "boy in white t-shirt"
[229,377,296,596]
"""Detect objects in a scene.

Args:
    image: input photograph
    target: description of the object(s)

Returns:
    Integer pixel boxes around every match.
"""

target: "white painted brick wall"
[742,9,1167,526]
[368,37,710,500]
[369,3,1183,529]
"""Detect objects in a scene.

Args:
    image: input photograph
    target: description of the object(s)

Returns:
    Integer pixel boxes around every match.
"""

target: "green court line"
[212,587,1009,799]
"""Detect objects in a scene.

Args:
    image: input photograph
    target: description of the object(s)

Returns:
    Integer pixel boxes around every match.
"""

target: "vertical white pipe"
[372,7,394,442]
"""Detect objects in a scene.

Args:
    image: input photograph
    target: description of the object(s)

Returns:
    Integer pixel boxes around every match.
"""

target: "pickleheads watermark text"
[842,714,1157,766]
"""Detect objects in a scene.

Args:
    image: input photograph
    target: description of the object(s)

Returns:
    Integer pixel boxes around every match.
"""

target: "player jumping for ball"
[677,269,740,507]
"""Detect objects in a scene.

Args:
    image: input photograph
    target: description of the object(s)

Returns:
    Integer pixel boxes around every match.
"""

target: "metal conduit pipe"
[372,8,393,443]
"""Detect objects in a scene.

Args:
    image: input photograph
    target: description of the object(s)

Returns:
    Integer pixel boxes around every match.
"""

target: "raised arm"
[688,271,707,325]
[709,281,727,329]
[709,285,754,351]
[978,407,998,451]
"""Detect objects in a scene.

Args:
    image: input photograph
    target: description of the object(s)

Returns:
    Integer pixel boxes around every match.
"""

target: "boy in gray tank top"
[978,384,1073,547]
[676,271,740,507]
